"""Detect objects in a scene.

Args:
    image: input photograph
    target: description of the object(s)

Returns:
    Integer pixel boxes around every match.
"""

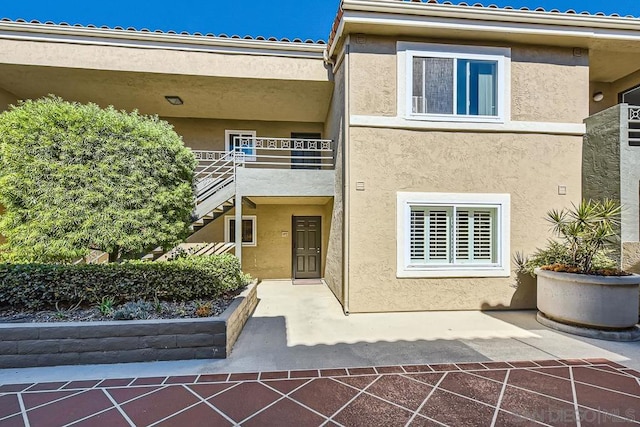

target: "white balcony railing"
[191,136,334,207]
[629,106,640,146]
[232,136,334,169]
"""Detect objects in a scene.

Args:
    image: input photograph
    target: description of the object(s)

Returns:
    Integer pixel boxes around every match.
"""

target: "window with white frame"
[398,42,510,122]
[397,193,510,278]
[224,215,257,246]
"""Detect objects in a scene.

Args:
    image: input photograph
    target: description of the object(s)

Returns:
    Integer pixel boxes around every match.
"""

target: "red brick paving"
[0,359,639,426]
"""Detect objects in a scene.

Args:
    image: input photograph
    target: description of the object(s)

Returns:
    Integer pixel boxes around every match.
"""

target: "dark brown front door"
[293,216,321,279]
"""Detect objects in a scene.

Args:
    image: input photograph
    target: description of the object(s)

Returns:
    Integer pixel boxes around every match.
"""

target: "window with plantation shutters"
[409,205,497,267]
[398,193,509,278]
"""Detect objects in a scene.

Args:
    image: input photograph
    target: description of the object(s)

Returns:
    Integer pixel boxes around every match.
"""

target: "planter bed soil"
[0,280,258,368]
[0,292,239,324]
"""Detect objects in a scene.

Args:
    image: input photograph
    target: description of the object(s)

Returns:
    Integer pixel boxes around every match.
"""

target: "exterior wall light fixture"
[165,96,183,105]
[592,92,604,102]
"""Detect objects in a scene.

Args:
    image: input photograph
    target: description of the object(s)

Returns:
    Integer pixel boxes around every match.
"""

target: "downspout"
[342,36,351,315]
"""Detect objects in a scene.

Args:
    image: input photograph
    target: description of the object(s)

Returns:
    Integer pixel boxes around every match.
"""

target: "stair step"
[151,247,164,254]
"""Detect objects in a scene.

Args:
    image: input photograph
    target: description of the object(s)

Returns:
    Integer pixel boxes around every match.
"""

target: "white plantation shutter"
[473,210,494,262]
[428,210,450,263]
[410,210,426,261]
[409,205,497,266]
[410,208,451,264]
[455,210,470,261]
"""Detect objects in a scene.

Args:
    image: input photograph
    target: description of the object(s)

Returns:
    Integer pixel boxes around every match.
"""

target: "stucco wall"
[590,69,640,115]
[187,202,332,280]
[346,128,582,313]
[323,62,346,303]
[583,105,625,264]
[510,46,589,123]
[165,117,324,151]
[348,36,589,124]
[583,105,622,205]
[0,39,328,82]
[0,86,17,111]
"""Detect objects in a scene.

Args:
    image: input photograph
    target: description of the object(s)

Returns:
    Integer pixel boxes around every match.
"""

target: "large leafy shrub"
[0,96,196,262]
[0,254,249,310]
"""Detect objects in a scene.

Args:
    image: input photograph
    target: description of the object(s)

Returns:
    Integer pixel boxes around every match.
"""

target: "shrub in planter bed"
[0,254,249,310]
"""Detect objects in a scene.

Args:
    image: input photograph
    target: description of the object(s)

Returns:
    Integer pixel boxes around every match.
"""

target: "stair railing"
[194,150,238,202]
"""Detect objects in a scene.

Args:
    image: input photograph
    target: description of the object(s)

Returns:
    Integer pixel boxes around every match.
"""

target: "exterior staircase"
[140,137,334,261]
[143,150,240,260]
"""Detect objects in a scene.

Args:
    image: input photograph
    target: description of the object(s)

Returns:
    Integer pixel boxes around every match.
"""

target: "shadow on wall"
[480,271,537,311]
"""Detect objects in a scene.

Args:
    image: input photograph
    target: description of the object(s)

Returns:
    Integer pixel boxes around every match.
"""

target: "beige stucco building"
[1,1,640,313]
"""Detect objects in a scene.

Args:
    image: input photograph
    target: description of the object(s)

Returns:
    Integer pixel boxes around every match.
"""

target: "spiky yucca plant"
[545,199,621,274]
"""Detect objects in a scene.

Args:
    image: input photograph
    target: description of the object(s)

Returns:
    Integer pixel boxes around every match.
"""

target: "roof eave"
[329,0,640,58]
[0,21,328,59]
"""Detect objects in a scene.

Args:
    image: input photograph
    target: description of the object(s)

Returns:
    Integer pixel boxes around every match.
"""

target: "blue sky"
[1,1,639,41]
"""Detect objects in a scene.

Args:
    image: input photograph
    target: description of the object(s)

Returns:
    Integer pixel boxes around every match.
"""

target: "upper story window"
[398,42,511,123]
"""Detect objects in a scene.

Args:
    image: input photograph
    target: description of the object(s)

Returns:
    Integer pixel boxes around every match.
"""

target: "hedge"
[0,254,249,310]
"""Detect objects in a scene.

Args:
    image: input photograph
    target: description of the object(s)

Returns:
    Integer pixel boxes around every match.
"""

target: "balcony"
[192,136,335,203]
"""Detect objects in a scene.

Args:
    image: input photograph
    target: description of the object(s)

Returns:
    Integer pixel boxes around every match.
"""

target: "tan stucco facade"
[345,128,582,312]
[166,118,324,151]
[590,69,640,115]
[3,9,638,314]
[341,36,586,313]
[187,201,333,279]
[348,36,589,124]
[322,62,346,304]
[0,87,17,111]
[0,30,332,123]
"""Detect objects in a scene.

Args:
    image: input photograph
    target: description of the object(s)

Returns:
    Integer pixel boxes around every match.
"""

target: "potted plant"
[517,199,640,333]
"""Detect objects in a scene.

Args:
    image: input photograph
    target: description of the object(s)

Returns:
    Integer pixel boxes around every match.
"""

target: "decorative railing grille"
[190,137,334,215]
[232,137,334,168]
[628,106,640,146]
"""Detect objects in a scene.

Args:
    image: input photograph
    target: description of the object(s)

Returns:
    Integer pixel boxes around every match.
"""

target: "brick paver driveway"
[1,358,639,426]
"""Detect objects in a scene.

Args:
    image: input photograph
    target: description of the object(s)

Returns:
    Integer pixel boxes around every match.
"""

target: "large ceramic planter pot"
[536,268,640,330]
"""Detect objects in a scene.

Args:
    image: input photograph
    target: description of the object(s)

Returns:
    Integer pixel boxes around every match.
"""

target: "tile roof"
[328,0,640,51]
[0,18,327,45]
[393,0,639,19]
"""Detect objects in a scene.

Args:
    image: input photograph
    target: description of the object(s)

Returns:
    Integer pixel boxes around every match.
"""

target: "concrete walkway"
[2,280,640,384]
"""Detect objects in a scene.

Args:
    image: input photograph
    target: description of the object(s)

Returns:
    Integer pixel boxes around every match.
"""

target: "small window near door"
[225,130,256,162]
[224,215,257,246]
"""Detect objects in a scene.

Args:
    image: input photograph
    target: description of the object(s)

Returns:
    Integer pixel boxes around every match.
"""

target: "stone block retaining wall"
[0,280,258,368]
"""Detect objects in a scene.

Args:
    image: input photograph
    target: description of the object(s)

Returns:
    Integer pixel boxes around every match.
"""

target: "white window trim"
[397,42,511,124]
[396,192,510,278]
[225,129,257,162]
[224,215,257,247]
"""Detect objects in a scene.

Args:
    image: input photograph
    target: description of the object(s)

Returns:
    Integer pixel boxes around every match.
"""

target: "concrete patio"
[1,280,639,426]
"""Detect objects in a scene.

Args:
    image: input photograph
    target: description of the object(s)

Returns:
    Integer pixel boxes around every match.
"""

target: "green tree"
[0,96,196,262]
